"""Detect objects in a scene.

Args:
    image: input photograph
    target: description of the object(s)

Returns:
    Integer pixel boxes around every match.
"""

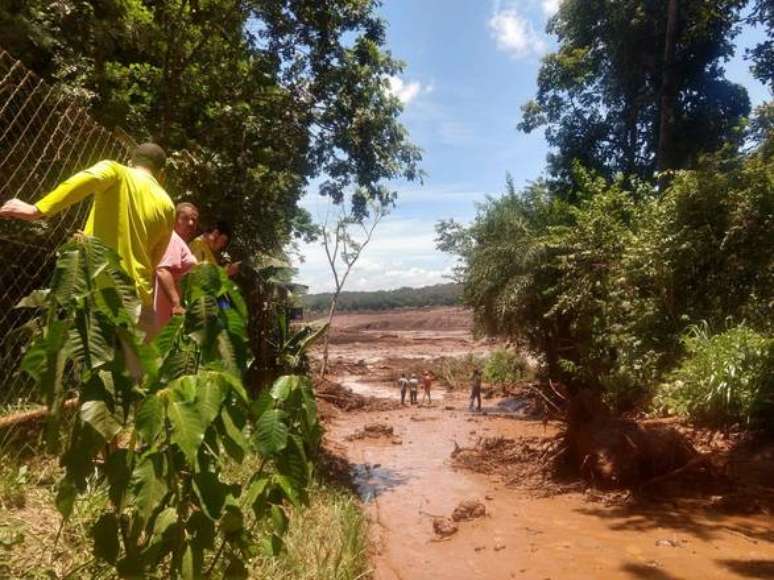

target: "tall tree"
[749,0,774,89]
[319,200,386,377]
[0,0,421,254]
[519,0,750,189]
[657,0,680,177]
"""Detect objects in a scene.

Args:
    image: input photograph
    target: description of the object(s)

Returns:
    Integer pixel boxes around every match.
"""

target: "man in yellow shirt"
[189,222,240,277]
[0,143,175,330]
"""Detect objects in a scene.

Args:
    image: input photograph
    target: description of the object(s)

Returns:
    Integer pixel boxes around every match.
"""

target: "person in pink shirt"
[153,202,199,335]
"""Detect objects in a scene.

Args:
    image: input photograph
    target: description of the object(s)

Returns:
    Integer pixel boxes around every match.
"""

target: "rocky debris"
[346,423,395,441]
[315,378,400,412]
[655,539,679,548]
[452,499,487,522]
[433,518,459,538]
[451,435,573,496]
[493,542,506,552]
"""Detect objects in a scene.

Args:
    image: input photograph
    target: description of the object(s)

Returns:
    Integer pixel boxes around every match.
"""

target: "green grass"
[0,455,111,579]
[251,483,370,580]
[0,448,370,579]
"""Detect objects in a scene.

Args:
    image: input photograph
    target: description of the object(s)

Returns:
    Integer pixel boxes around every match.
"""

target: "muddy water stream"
[321,310,774,579]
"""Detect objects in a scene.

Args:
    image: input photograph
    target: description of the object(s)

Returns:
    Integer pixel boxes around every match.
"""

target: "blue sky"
[295,0,771,294]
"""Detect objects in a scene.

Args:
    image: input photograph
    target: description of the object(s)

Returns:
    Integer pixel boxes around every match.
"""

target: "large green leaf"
[105,449,132,511]
[152,314,186,357]
[56,477,78,519]
[250,390,274,420]
[186,295,221,350]
[242,477,269,513]
[61,420,104,489]
[22,319,70,451]
[136,395,165,445]
[92,513,120,565]
[140,506,178,568]
[50,246,88,305]
[166,389,206,464]
[131,453,169,524]
[217,371,248,403]
[275,435,309,503]
[272,474,301,508]
[195,373,227,427]
[271,375,301,402]
[181,542,195,580]
[287,322,329,357]
[187,511,216,553]
[159,349,198,381]
[185,264,225,301]
[219,407,248,463]
[192,471,228,520]
[80,400,121,441]
[255,409,289,455]
[15,288,50,309]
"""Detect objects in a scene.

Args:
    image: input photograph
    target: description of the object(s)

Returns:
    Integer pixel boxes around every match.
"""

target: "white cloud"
[489,9,547,59]
[387,76,424,105]
[541,0,561,17]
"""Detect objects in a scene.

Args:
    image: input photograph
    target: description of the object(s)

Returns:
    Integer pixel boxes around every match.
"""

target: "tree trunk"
[657,0,680,185]
[320,293,339,378]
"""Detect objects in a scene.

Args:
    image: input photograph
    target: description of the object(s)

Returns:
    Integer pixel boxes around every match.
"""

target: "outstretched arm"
[0,199,42,220]
[0,160,119,222]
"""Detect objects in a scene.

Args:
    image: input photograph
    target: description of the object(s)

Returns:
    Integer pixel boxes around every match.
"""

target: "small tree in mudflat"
[319,200,388,377]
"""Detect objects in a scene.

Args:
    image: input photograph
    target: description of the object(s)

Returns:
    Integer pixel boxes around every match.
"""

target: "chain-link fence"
[0,48,136,410]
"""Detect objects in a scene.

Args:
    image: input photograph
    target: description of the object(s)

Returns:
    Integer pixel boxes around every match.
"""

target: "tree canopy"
[519,0,751,189]
[0,0,421,255]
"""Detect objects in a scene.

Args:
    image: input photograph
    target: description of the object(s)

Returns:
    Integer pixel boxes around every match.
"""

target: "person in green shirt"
[0,143,175,331]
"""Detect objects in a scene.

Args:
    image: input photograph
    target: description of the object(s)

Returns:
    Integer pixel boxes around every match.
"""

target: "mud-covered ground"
[315,307,774,580]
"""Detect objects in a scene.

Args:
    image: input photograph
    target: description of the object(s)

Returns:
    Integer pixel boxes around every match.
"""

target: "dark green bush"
[483,349,530,386]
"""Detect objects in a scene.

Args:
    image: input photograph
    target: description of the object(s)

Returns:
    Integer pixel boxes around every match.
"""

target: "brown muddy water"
[319,308,774,580]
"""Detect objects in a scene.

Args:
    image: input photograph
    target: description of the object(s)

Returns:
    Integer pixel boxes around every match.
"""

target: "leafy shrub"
[483,349,530,386]
[654,324,774,426]
[440,145,773,410]
[18,237,323,577]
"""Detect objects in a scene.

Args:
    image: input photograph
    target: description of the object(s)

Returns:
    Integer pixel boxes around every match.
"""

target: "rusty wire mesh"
[0,48,136,409]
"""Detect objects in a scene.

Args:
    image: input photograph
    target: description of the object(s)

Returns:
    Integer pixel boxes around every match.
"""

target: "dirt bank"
[318,307,774,580]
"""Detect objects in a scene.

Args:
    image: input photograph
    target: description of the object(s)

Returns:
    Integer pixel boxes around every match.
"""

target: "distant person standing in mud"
[469,368,482,412]
[409,373,419,405]
[398,373,409,405]
[421,371,433,405]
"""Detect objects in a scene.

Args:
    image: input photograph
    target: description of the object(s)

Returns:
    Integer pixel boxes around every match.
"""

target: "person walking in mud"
[469,368,482,412]
[398,373,409,405]
[421,371,433,405]
[409,373,419,405]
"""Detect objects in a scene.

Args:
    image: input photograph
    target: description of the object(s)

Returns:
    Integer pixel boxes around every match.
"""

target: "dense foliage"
[439,1,774,426]
[18,238,323,577]
[439,142,773,418]
[0,0,421,254]
[519,0,751,186]
[304,283,461,313]
[483,349,530,387]
[654,324,774,427]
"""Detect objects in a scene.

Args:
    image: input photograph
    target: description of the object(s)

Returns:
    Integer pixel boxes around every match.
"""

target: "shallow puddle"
[351,463,412,502]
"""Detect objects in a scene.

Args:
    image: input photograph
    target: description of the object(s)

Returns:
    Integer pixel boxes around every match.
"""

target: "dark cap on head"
[131,143,166,174]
